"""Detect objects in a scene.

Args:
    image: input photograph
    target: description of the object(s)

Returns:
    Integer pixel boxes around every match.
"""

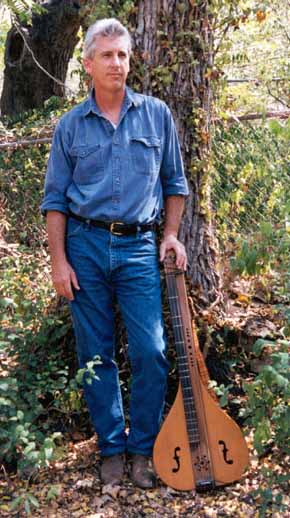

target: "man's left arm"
[160,195,187,271]
[159,104,189,270]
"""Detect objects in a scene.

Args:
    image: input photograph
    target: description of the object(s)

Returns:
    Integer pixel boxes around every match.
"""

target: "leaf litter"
[0,433,289,518]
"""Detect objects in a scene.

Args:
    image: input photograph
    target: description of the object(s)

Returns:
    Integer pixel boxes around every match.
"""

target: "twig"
[227,78,285,83]
[214,111,290,123]
[0,137,52,149]
[266,85,290,110]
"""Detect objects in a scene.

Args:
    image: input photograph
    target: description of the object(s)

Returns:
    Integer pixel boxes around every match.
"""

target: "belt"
[68,212,156,236]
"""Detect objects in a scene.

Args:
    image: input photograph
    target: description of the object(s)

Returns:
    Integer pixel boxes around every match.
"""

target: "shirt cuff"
[162,184,189,197]
[40,193,70,216]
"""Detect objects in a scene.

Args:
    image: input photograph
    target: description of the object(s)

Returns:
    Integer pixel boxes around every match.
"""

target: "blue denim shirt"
[41,87,188,224]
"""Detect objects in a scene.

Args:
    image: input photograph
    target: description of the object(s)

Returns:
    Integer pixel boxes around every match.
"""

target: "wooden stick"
[0,137,52,150]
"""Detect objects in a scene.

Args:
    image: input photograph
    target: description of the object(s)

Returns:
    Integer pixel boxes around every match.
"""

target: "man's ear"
[83,58,92,76]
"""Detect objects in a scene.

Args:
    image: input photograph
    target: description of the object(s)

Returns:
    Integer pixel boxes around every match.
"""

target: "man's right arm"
[47,211,80,301]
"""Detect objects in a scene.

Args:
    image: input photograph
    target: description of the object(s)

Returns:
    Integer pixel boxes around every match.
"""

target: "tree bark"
[130,0,221,307]
[1,0,82,116]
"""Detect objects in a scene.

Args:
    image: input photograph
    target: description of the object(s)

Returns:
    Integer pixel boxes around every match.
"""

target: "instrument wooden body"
[153,254,249,491]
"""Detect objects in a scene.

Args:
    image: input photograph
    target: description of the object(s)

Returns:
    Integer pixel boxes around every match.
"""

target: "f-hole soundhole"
[219,440,233,464]
[172,447,181,473]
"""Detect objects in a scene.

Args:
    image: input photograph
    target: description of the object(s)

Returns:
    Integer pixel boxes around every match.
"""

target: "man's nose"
[111,54,121,66]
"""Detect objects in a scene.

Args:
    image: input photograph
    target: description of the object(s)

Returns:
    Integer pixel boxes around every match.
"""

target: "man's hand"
[51,259,80,301]
[160,234,187,271]
[46,211,80,301]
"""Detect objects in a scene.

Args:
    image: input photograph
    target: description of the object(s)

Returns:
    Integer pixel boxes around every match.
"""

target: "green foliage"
[0,19,10,68]
[0,238,101,477]
[84,0,135,24]
[243,337,290,456]
[252,475,290,518]
[230,222,290,276]
[1,0,45,24]
[212,120,290,239]
[212,115,289,517]
[208,380,233,407]
[212,120,290,285]
[242,335,290,517]
[10,491,40,515]
[0,100,98,477]
[0,289,101,477]
[214,0,290,113]
[0,97,74,243]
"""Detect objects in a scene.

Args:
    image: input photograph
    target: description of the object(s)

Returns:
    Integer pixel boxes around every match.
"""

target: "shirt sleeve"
[40,120,73,216]
[160,105,189,197]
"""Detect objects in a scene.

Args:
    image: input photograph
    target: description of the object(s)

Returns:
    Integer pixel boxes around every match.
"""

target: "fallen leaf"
[73,478,94,490]
[101,483,121,499]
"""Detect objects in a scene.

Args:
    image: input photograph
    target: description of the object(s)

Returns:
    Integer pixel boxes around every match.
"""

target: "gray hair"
[83,18,132,60]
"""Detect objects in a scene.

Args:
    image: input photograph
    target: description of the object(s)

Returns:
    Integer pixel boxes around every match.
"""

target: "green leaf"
[0,297,17,308]
[28,495,39,508]
[46,485,61,501]
[10,496,22,511]
[253,338,276,355]
[24,499,31,514]
[23,442,36,455]
[259,221,273,239]
[268,119,283,136]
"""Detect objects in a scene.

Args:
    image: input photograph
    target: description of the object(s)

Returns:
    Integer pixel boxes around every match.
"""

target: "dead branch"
[0,137,52,149]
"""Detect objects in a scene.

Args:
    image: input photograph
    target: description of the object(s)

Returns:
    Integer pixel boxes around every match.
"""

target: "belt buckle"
[110,221,124,236]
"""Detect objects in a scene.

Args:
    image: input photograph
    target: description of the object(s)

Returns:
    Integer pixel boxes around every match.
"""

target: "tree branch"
[266,84,290,109]
[0,137,52,149]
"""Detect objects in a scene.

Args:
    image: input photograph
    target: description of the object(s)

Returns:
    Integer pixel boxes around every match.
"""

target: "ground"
[0,428,289,518]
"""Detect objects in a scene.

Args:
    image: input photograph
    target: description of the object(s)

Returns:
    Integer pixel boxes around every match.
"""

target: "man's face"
[83,35,130,94]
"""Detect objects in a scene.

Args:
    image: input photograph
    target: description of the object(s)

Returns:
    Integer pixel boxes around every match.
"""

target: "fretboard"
[166,273,200,445]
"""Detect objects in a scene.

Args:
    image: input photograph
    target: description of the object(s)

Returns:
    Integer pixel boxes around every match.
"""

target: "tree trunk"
[1,0,82,116]
[130,0,221,307]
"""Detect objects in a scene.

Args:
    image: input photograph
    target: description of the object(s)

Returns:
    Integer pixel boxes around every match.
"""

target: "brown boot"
[100,453,125,485]
[131,454,156,489]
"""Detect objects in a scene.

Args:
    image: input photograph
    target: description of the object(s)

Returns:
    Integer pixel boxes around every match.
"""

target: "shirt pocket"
[130,136,161,176]
[71,144,104,184]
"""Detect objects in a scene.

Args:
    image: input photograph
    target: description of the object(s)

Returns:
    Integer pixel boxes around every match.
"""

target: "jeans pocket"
[66,219,83,238]
[140,231,158,253]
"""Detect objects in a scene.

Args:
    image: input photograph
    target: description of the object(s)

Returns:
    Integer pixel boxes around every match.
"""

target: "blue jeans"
[66,217,169,456]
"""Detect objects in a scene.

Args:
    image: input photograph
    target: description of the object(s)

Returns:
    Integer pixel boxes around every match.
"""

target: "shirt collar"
[83,86,143,117]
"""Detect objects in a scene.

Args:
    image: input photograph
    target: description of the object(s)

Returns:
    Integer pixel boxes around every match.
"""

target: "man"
[41,18,188,488]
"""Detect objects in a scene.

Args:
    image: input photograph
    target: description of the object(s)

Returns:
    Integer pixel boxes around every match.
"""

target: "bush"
[212,120,290,243]
[243,337,290,456]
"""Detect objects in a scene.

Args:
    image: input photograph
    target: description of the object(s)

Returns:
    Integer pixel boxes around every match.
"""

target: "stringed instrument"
[153,252,249,491]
